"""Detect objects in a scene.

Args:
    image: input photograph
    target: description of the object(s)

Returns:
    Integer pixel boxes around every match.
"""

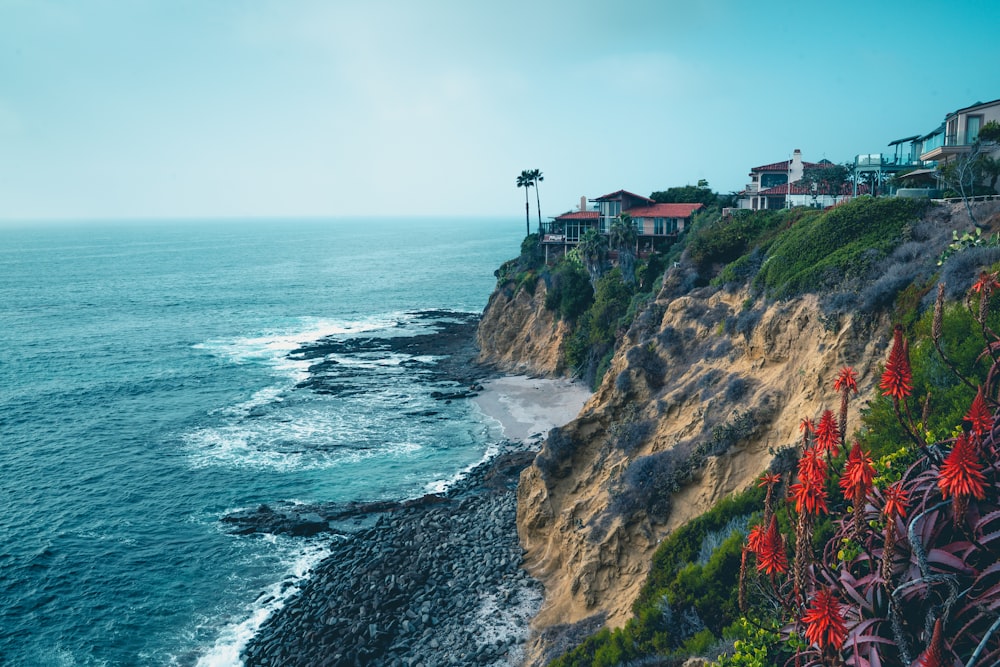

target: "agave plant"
[738,278,1000,667]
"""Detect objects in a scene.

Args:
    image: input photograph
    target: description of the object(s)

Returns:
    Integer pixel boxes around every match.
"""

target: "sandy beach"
[473,375,592,442]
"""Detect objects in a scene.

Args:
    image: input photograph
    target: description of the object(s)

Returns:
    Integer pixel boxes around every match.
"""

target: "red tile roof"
[757,182,867,196]
[554,210,600,220]
[626,203,705,218]
[751,159,828,172]
[591,189,655,204]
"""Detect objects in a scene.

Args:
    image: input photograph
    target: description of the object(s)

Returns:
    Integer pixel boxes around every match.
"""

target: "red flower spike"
[799,417,815,434]
[746,524,765,555]
[882,482,908,519]
[965,386,993,437]
[833,366,858,394]
[839,442,875,499]
[880,324,913,400]
[939,434,987,501]
[801,587,848,651]
[814,409,840,456]
[758,472,780,489]
[972,270,1000,294]
[755,515,788,575]
[790,476,829,515]
[798,446,828,486]
[917,618,946,667]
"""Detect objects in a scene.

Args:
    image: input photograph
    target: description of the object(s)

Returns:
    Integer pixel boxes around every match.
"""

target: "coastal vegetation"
[526,198,1000,664]
[488,192,1000,664]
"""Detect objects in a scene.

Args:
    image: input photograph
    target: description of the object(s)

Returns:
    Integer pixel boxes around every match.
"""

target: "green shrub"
[545,257,594,321]
[754,197,929,298]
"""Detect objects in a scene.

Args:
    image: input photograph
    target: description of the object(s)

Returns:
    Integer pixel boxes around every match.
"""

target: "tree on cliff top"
[528,169,544,232]
[516,170,534,236]
[650,179,717,206]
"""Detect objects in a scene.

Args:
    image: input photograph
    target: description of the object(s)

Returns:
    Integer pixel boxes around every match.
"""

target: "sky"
[2,0,999,221]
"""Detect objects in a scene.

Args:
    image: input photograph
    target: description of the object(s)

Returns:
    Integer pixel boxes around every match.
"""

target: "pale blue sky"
[2,0,999,220]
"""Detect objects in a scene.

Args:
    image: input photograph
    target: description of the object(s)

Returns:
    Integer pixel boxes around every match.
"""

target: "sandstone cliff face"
[478,275,891,662]
[476,279,570,377]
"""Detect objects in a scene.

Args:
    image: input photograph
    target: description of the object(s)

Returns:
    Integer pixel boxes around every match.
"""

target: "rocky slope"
[479,199,1000,664]
[476,280,570,377]
[514,286,888,654]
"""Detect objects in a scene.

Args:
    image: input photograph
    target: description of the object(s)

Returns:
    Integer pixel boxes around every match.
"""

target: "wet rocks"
[242,441,544,667]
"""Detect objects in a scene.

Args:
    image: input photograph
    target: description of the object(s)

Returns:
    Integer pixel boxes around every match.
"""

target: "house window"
[654,218,664,235]
[761,173,788,188]
[967,115,983,144]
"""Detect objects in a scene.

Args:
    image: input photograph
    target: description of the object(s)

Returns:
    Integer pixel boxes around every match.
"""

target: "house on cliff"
[918,98,1000,166]
[540,190,703,262]
[736,149,845,210]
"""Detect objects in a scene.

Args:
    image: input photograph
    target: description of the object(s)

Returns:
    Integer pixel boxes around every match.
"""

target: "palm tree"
[578,228,607,287]
[516,170,534,236]
[609,214,638,285]
[529,169,544,232]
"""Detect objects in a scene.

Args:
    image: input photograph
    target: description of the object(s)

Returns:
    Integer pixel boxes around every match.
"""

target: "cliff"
[478,199,1000,664]
[515,287,885,641]
[476,280,571,377]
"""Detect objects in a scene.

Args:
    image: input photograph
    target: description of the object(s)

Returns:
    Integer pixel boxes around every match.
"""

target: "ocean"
[0,217,523,666]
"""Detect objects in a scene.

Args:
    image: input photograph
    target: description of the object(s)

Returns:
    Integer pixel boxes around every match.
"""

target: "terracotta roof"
[751,159,827,172]
[590,189,655,204]
[757,182,867,196]
[625,203,705,218]
[554,210,600,220]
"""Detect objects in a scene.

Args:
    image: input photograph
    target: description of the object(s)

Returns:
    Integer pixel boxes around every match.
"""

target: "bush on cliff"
[754,197,929,298]
[545,255,594,321]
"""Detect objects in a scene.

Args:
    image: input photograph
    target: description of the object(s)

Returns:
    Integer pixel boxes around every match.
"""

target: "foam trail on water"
[193,537,333,667]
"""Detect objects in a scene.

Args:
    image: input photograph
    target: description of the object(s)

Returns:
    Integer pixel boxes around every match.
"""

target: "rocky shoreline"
[241,438,545,667]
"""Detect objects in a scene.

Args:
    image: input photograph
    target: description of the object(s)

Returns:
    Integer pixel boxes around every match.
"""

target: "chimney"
[579,195,587,212]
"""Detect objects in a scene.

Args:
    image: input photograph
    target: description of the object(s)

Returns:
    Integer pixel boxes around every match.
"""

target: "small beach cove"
[240,374,591,667]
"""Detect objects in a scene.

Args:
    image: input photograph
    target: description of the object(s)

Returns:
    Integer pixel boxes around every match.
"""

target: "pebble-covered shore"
[242,440,545,667]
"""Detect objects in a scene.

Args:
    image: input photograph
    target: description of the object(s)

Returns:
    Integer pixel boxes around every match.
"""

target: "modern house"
[539,190,703,262]
[736,150,836,210]
[919,98,1000,165]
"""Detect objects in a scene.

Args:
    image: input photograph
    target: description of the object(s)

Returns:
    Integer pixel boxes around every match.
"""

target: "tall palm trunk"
[524,195,530,236]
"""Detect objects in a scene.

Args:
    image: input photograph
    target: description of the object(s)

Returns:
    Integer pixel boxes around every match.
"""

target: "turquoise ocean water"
[0,218,522,665]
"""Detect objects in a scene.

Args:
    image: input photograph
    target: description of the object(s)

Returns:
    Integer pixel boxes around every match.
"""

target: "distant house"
[736,149,835,210]
[539,190,703,262]
[919,98,1000,165]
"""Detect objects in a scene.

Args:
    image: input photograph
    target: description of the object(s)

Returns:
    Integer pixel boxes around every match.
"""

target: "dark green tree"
[650,179,717,206]
[516,170,534,236]
[799,163,849,205]
[609,214,638,285]
[578,228,607,287]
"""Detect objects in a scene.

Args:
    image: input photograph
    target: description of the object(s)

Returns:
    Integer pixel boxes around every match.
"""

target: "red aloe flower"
[755,515,788,575]
[833,366,858,394]
[801,587,848,651]
[790,476,829,515]
[965,386,993,438]
[798,446,828,486]
[746,524,765,555]
[972,270,1000,294]
[917,618,946,667]
[839,442,875,499]
[758,472,781,488]
[799,417,815,434]
[882,482,909,519]
[880,324,913,400]
[939,434,987,501]
[814,409,841,456]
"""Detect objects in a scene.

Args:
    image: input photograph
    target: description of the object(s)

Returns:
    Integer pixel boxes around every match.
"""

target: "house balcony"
[919,132,977,162]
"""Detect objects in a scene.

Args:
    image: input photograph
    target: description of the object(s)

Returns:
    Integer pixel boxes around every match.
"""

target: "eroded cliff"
[480,274,890,662]
[476,280,571,377]
[480,200,1000,664]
